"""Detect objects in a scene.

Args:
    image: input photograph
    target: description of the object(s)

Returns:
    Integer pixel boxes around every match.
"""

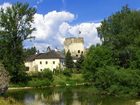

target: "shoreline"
[8,83,91,90]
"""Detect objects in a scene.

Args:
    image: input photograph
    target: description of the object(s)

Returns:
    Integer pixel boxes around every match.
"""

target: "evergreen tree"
[75,54,84,70]
[65,50,74,69]
[23,47,37,59]
[0,2,36,83]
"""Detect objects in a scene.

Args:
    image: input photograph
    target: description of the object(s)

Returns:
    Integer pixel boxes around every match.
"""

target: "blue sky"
[1,0,140,23]
[0,0,140,51]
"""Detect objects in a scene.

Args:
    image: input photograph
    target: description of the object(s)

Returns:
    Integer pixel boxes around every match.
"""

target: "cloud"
[29,11,101,51]
[0,2,11,9]
[59,22,101,48]
[30,11,75,50]
[0,3,101,51]
[30,10,101,51]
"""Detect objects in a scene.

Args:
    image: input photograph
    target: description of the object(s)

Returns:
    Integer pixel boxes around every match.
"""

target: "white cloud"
[58,22,101,48]
[0,2,11,10]
[0,3,101,51]
[30,11,101,51]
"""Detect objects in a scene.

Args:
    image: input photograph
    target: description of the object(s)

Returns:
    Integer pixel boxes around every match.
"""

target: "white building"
[64,37,84,58]
[25,50,64,72]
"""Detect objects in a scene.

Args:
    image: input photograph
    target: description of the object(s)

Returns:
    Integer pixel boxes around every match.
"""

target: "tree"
[23,46,37,59]
[0,62,9,94]
[65,50,74,69]
[97,5,140,69]
[75,54,84,71]
[0,2,36,83]
[82,45,113,82]
[82,6,140,96]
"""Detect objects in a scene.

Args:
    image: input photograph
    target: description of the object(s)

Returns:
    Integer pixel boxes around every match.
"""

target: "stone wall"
[64,37,85,57]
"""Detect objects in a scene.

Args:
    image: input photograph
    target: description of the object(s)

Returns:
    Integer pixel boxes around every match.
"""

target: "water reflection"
[7,86,139,105]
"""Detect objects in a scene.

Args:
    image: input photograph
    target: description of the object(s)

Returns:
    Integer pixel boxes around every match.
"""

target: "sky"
[0,0,140,51]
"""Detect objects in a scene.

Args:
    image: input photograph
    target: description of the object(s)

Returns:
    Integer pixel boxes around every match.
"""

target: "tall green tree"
[65,50,74,69]
[82,6,140,95]
[0,2,36,83]
[23,46,37,59]
[83,45,113,82]
[75,54,84,71]
[97,5,140,69]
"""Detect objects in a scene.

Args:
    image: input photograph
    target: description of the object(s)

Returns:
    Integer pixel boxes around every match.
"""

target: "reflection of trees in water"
[7,87,138,105]
[62,87,73,105]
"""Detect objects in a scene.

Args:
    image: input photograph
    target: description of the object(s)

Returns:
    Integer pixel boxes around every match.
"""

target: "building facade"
[25,50,64,72]
[64,37,84,58]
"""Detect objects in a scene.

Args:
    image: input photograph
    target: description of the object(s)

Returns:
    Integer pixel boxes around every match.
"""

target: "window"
[76,55,78,57]
[78,50,80,53]
[40,61,42,64]
[53,61,55,64]
[46,61,48,64]
[40,69,42,71]
[81,51,83,54]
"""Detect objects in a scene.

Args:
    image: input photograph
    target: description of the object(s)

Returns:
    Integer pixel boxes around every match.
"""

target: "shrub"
[28,78,51,87]
[63,68,72,77]
[42,69,53,81]
[94,66,140,96]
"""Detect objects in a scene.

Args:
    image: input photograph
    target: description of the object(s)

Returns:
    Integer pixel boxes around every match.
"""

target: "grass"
[0,97,22,105]
[9,73,85,88]
[53,73,84,86]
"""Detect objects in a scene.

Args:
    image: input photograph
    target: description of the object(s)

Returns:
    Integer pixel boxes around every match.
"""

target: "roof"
[25,54,39,62]
[26,50,64,62]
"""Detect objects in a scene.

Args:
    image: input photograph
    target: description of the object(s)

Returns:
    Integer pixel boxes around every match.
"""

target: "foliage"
[83,6,140,96]
[65,50,74,69]
[83,45,113,81]
[29,69,53,81]
[28,78,51,87]
[42,69,53,81]
[28,69,53,87]
[53,73,84,86]
[63,68,72,77]
[94,66,140,96]
[97,5,140,69]
[75,54,84,71]
[0,2,36,83]
[23,47,37,59]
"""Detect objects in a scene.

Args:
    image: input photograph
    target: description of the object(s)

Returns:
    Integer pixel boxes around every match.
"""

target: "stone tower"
[64,37,84,57]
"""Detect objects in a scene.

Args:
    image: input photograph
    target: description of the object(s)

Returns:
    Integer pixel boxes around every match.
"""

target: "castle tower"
[64,37,84,57]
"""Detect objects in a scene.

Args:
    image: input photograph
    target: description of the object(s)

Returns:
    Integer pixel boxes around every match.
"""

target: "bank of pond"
[0,86,140,105]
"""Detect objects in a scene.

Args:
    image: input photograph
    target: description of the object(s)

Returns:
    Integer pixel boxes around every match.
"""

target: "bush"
[29,69,53,81]
[94,66,140,96]
[28,78,51,87]
[42,69,53,81]
[63,68,72,77]
[27,69,54,87]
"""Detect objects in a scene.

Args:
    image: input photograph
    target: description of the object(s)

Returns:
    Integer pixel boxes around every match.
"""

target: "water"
[7,86,139,105]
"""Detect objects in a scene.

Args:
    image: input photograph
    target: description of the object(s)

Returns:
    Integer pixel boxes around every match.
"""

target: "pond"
[6,86,140,105]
